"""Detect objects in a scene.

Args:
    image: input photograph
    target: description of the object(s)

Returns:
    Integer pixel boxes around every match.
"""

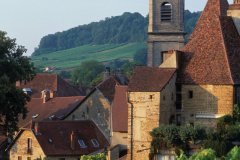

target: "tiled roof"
[19,74,83,98]
[112,86,128,132]
[97,76,120,102]
[19,96,85,128]
[178,0,240,84]
[35,121,108,156]
[128,67,176,92]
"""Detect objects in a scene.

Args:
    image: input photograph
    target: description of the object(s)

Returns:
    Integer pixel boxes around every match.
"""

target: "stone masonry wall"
[10,130,46,160]
[127,74,176,160]
[65,89,111,141]
[181,85,234,126]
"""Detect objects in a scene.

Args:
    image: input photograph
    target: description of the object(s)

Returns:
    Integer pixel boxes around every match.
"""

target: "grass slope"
[31,42,146,70]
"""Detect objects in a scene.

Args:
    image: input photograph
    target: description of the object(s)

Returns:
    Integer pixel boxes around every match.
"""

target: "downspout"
[128,93,134,160]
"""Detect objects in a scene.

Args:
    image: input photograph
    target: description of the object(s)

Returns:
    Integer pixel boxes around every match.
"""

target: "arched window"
[161,2,172,22]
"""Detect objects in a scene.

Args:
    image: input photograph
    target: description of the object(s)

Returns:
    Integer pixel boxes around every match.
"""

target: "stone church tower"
[147,0,185,67]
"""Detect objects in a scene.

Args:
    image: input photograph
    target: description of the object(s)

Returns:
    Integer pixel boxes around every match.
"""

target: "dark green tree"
[0,31,35,136]
[71,60,104,87]
[133,48,147,65]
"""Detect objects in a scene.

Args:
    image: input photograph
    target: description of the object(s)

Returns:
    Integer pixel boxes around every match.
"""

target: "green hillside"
[31,42,146,70]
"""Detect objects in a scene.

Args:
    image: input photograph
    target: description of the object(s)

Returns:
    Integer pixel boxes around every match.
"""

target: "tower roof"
[178,0,240,84]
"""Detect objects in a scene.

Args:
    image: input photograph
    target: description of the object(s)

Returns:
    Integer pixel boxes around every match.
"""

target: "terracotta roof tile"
[19,96,85,128]
[19,74,83,98]
[11,121,108,156]
[97,76,120,102]
[178,0,240,84]
[112,86,128,132]
[128,67,176,92]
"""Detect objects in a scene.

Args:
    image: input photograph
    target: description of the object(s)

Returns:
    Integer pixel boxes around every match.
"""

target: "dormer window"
[161,2,172,22]
[78,139,87,148]
[91,139,99,148]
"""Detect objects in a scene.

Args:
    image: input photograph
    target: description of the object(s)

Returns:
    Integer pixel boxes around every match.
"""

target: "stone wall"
[181,85,234,126]
[127,75,176,160]
[10,130,46,160]
[65,89,111,141]
[112,132,128,148]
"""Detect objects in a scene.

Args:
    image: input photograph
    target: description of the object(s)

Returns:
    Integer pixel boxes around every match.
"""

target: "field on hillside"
[31,42,146,70]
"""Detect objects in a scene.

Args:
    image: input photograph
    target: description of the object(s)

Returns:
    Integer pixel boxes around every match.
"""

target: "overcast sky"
[0,0,233,56]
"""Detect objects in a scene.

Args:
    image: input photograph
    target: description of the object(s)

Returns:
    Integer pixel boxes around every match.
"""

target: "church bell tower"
[147,0,185,67]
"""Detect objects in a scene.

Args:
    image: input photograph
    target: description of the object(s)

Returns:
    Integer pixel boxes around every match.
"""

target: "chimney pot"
[70,131,76,150]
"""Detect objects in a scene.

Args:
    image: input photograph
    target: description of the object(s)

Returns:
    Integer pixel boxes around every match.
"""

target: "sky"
[0,0,233,56]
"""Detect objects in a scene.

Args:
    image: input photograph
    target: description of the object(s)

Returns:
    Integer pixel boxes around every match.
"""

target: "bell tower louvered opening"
[161,2,172,22]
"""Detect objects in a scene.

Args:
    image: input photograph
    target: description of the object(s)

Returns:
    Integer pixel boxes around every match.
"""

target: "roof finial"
[234,0,240,4]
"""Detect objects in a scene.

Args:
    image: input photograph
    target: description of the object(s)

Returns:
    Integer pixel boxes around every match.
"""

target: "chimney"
[16,81,21,87]
[41,89,50,103]
[34,122,39,135]
[228,1,240,35]
[103,67,111,81]
[70,131,76,150]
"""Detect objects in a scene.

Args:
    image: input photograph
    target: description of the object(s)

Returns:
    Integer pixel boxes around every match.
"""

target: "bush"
[189,149,216,160]
[80,153,106,160]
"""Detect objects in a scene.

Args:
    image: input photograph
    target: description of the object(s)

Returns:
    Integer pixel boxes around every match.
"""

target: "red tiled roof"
[178,0,240,84]
[19,96,85,128]
[34,121,108,156]
[112,86,128,132]
[128,67,176,92]
[19,74,83,98]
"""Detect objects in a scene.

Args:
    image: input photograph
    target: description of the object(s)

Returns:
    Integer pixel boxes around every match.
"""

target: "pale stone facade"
[10,130,45,160]
[127,74,176,160]
[65,89,111,141]
[180,85,234,126]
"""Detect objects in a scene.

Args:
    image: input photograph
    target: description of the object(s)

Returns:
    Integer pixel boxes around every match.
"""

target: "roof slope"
[128,67,176,92]
[112,86,128,132]
[19,74,83,98]
[178,0,240,84]
[19,96,85,128]
[35,121,108,156]
[97,76,120,102]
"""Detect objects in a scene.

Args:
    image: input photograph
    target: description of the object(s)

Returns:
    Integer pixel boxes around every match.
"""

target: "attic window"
[161,2,172,22]
[27,138,32,154]
[78,139,87,148]
[91,139,99,148]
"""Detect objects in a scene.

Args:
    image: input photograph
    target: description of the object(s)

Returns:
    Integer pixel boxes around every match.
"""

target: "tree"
[133,48,147,65]
[0,31,35,136]
[71,60,104,87]
[189,149,216,160]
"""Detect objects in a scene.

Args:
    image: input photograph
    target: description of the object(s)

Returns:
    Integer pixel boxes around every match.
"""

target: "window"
[91,139,99,148]
[27,138,32,154]
[59,158,65,160]
[149,95,153,100]
[18,156,22,160]
[188,90,193,99]
[171,93,174,100]
[27,157,31,160]
[78,139,87,148]
[161,2,172,22]
[163,95,166,101]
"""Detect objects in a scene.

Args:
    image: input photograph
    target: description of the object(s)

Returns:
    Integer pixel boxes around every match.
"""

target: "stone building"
[147,0,185,67]
[127,0,240,159]
[8,121,108,160]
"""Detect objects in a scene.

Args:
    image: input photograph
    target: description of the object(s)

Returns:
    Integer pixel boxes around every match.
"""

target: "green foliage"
[0,31,35,136]
[233,104,240,122]
[32,43,145,70]
[33,12,147,56]
[80,153,106,160]
[225,146,240,160]
[71,60,104,87]
[32,11,200,56]
[189,149,217,160]
[133,48,147,65]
